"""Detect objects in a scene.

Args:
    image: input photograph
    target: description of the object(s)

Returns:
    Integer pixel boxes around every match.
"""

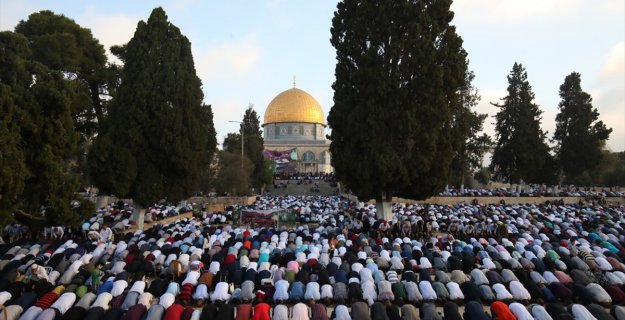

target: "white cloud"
[592,42,625,151]
[0,3,139,64]
[600,42,624,79]
[603,0,625,15]
[193,34,263,88]
[600,107,625,152]
[452,0,581,25]
[591,87,625,152]
[76,9,139,63]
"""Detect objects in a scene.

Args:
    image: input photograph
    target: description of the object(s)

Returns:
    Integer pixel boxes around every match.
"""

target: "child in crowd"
[91,263,103,293]
[251,291,270,320]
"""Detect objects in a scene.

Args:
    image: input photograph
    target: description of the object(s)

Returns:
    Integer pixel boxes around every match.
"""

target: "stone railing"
[124,212,194,234]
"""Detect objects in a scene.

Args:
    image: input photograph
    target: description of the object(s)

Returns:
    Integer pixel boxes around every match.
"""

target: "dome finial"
[292,75,296,88]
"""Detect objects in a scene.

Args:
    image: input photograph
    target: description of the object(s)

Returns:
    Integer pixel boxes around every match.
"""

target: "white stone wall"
[263,122,326,142]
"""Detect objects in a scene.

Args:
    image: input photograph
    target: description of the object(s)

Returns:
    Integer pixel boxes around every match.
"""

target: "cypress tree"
[554,72,611,180]
[328,0,468,218]
[242,106,273,192]
[491,63,551,184]
[89,7,217,227]
[0,31,88,227]
[222,106,272,193]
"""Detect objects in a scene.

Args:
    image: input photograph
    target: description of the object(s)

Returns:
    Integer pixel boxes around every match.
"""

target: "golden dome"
[264,88,325,125]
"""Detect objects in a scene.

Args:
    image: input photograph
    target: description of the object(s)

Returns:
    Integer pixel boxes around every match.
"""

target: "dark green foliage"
[89,8,217,207]
[0,83,27,225]
[15,10,113,141]
[222,107,273,193]
[215,151,253,196]
[15,11,117,190]
[585,150,625,187]
[473,167,491,185]
[223,133,242,153]
[0,31,88,227]
[471,134,495,168]
[197,156,219,194]
[491,63,552,184]
[602,162,625,187]
[241,106,273,192]
[110,44,128,64]
[554,72,612,180]
[0,33,29,225]
[535,152,559,185]
[328,0,468,201]
[449,70,493,185]
[242,107,265,190]
[21,64,81,224]
[260,158,276,188]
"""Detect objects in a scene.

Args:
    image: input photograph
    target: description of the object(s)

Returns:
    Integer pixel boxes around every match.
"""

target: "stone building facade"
[262,87,332,174]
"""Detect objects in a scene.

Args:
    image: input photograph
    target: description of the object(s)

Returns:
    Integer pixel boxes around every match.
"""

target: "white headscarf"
[570,304,597,320]
[492,283,513,300]
[272,304,290,320]
[508,302,534,320]
[334,305,351,320]
[530,304,553,320]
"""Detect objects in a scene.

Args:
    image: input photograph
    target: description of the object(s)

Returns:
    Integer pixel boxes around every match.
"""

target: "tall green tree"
[491,63,551,184]
[241,106,272,192]
[328,0,468,218]
[0,32,28,225]
[554,72,612,180]
[220,133,250,194]
[15,10,113,142]
[0,85,27,226]
[223,132,242,153]
[214,151,253,196]
[449,70,492,188]
[88,8,217,227]
[0,31,88,227]
[222,107,273,193]
[15,11,118,190]
[242,106,264,191]
[599,151,625,187]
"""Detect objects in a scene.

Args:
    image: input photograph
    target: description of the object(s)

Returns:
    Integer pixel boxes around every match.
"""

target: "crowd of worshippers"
[0,196,625,320]
[77,202,231,242]
[438,187,624,198]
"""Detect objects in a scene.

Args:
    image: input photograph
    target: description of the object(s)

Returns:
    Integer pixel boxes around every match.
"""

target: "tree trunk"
[95,196,110,209]
[90,81,104,125]
[133,204,146,231]
[376,193,393,220]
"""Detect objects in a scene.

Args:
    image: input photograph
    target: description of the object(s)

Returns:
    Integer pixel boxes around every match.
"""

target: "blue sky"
[1,0,623,152]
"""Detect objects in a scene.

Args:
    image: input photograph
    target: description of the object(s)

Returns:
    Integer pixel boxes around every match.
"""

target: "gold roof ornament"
[263,87,325,125]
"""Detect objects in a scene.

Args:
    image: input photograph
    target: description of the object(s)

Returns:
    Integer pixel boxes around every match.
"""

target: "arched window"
[320,151,327,164]
[302,151,316,162]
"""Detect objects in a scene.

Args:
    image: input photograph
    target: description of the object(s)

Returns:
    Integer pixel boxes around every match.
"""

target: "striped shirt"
[35,292,59,309]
